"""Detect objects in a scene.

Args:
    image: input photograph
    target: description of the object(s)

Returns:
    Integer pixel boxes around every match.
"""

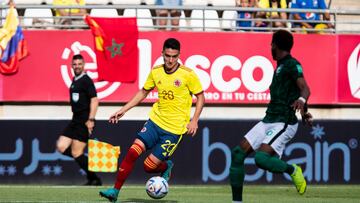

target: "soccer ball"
[145,176,169,199]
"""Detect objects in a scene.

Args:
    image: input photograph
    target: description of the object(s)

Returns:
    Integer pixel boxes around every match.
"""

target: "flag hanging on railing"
[85,15,138,82]
[0,6,29,75]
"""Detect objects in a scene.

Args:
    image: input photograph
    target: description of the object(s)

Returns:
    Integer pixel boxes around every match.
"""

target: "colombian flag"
[0,6,29,75]
[84,15,138,82]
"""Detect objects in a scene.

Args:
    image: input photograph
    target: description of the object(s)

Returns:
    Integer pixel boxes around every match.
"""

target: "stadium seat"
[123,8,138,17]
[143,0,154,5]
[190,9,220,31]
[13,0,44,4]
[183,0,207,6]
[90,8,119,17]
[221,10,236,31]
[112,0,142,4]
[179,10,189,30]
[123,8,154,30]
[23,8,54,28]
[204,10,221,31]
[190,9,204,31]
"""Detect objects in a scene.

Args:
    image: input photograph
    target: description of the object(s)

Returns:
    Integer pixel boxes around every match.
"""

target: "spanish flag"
[0,6,29,75]
[85,15,138,82]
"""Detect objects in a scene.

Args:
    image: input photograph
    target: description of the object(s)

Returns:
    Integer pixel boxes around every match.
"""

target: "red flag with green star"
[85,15,138,82]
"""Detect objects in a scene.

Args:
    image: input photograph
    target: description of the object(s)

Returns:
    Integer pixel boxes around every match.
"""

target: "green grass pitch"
[0,185,359,203]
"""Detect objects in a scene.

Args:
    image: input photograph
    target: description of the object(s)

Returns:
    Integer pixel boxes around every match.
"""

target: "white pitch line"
[0,185,339,189]
[0,185,229,189]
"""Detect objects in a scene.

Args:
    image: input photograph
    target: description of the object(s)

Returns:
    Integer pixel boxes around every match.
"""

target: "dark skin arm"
[291,77,313,126]
[293,12,333,30]
[293,13,313,29]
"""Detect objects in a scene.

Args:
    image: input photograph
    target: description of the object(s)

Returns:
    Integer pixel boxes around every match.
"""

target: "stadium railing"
[0,4,360,33]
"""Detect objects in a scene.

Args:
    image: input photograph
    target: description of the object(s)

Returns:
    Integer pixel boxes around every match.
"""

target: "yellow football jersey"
[258,0,287,18]
[143,64,203,135]
[53,0,85,16]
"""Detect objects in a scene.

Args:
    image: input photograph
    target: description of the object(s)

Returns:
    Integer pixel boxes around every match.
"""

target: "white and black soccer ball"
[145,176,169,199]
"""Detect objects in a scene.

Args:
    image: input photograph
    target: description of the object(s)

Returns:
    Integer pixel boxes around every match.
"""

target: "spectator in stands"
[291,0,333,33]
[235,0,256,31]
[255,0,288,28]
[155,0,183,31]
[53,0,87,27]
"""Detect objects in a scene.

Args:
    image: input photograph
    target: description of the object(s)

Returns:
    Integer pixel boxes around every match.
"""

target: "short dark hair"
[72,54,84,61]
[163,38,181,51]
[272,30,293,52]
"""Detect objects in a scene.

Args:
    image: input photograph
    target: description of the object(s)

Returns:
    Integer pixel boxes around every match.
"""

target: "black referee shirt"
[69,73,97,122]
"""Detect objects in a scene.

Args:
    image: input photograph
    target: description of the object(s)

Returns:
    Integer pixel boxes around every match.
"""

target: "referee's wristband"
[298,97,306,103]
[88,118,96,122]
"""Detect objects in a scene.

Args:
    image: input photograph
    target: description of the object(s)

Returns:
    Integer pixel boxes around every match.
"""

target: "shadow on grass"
[123,198,177,203]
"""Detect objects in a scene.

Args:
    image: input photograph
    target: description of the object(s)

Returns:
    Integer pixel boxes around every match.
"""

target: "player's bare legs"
[56,136,73,156]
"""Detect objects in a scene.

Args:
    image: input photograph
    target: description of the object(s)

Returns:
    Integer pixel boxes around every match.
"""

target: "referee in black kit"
[56,54,102,185]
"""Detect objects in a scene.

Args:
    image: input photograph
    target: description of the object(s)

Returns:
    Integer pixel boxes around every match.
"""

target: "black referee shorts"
[62,120,89,143]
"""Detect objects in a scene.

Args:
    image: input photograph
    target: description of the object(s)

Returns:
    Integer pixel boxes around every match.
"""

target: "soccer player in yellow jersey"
[100,38,205,203]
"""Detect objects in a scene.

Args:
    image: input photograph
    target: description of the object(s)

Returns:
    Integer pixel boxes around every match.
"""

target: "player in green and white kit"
[230,30,313,203]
